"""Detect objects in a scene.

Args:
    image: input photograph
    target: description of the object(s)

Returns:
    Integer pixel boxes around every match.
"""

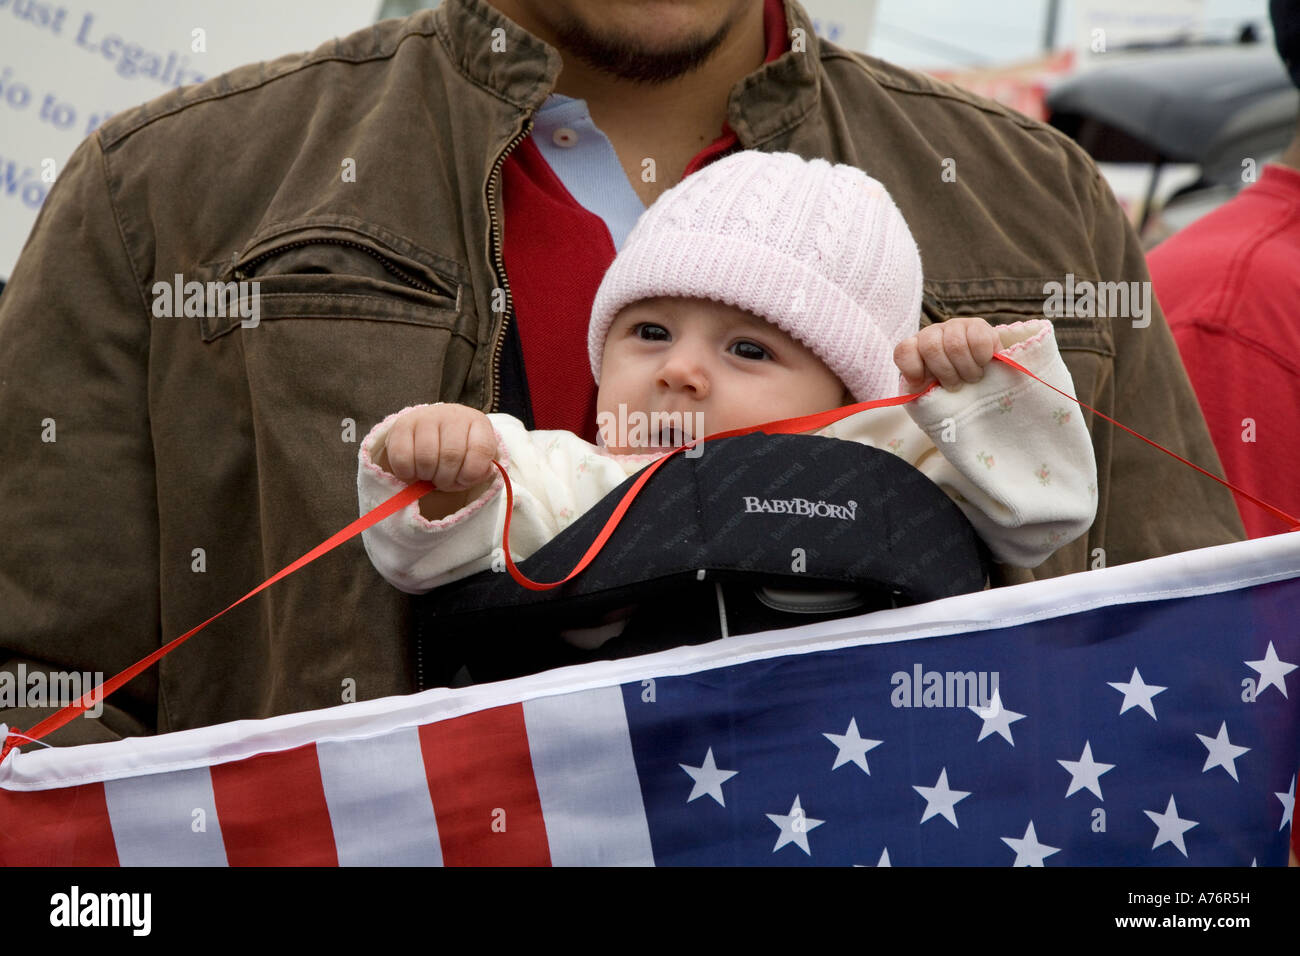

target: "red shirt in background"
[1147,163,1300,539]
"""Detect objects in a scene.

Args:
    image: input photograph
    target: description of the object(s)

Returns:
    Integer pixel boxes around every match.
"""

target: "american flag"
[3,534,1297,866]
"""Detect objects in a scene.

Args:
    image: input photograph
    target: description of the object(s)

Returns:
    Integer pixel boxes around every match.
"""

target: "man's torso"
[0,0,1243,737]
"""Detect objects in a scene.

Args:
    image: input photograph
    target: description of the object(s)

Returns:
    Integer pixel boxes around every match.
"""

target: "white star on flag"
[1196,721,1250,781]
[1245,641,1296,699]
[1108,667,1167,720]
[1144,795,1198,857]
[969,687,1025,745]
[913,768,971,828]
[679,747,738,807]
[823,717,882,774]
[766,795,824,855]
[1002,821,1060,866]
[1058,740,1115,800]
[1277,775,1295,832]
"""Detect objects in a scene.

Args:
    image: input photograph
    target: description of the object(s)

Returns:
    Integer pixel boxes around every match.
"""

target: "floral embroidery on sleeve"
[1052,408,1071,425]
[1035,464,1051,485]
[886,437,904,455]
[976,451,995,469]
[996,395,1014,414]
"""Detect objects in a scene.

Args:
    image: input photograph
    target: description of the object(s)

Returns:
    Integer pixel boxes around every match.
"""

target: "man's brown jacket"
[0,0,1245,745]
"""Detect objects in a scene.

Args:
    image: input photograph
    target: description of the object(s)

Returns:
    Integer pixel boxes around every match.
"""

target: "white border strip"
[5,532,1298,792]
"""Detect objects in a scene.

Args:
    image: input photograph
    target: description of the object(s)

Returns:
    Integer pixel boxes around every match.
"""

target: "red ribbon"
[4,357,1297,760]
[992,354,1300,534]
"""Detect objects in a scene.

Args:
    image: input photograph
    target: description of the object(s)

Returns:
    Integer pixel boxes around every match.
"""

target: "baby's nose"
[658,353,710,396]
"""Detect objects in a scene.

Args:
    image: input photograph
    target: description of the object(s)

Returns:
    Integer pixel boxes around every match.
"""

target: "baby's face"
[595,296,849,453]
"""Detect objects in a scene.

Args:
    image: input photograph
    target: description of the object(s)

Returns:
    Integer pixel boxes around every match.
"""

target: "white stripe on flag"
[104,767,227,866]
[524,685,655,865]
[317,727,443,866]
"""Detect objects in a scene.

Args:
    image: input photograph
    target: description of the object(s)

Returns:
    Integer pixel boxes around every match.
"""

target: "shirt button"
[552,127,578,147]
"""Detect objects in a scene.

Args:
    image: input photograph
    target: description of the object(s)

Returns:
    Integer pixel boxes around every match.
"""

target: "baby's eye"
[730,340,770,361]
[635,323,670,342]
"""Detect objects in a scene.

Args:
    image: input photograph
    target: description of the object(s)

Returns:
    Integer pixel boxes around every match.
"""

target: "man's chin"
[550,2,734,85]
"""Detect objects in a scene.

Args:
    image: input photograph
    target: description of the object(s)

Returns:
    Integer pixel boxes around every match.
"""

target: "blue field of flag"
[622,577,1299,866]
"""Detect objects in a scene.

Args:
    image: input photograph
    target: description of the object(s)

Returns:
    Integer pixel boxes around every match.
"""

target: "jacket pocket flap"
[225,218,464,290]
[194,223,466,342]
[925,275,1116,357]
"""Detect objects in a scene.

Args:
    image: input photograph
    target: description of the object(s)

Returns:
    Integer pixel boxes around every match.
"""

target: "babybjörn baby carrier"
[412,433,992,687]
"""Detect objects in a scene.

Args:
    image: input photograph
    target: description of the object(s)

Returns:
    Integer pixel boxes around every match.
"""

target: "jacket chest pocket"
[922,276,1116,423]
[194,222,478,395]
[197,222,468,341]
[185,223,479,509]
[922,276,1115,357]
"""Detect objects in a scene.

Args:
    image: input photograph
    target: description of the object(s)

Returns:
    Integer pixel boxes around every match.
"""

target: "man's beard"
[550,10,734,85]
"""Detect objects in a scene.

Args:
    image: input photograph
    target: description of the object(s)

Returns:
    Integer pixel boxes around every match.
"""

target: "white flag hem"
[4,532,1298,792]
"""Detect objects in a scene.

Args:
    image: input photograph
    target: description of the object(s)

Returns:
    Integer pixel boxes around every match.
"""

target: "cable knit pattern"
[588,151,923,402]
[361,321,1097,588]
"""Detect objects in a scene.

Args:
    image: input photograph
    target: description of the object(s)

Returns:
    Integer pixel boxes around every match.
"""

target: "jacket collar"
[435,0,822,146]
[434,0,562,115]
[729,0,822,146]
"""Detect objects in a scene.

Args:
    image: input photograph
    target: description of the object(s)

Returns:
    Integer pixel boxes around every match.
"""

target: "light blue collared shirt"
[529,93,649,253]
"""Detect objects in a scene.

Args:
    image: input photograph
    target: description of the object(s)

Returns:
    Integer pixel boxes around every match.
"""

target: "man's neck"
[547,11,766,144]
[490,0,768,202]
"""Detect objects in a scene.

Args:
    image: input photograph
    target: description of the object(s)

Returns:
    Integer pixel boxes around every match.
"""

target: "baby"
[358,151,1097,597]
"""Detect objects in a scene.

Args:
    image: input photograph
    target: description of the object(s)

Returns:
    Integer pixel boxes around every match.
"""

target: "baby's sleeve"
[904,320,1098,568]
[356,410,637,593]
[357,406,510,593]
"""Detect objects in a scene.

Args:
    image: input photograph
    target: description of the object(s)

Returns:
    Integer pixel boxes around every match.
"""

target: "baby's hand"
[894,316,1001,392]
[376,404,499,518]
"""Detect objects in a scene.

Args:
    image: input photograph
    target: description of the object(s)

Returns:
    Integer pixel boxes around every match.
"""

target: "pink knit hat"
[588,151,924,402]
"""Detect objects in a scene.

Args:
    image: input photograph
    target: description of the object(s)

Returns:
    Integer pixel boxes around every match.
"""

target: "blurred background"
[0,0,1291,284]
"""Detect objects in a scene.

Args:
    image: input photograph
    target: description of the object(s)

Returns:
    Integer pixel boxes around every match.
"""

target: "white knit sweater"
[358,320,1097,594]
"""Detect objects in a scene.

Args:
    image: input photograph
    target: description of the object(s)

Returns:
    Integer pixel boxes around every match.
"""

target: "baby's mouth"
[647,422,694,449]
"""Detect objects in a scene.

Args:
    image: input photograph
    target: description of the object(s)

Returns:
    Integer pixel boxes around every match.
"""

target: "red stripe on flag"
[0,782,119,866]
[209,743,338,866]
[419,704,551,866]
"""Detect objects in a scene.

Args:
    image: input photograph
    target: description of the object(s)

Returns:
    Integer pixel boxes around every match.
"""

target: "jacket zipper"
[413,119,533,692]
[485,118,534,413]
[233,237,448,297]
[415,610,425,692]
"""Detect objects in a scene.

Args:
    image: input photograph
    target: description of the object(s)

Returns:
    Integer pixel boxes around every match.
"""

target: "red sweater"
[1147,164,1300,539]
